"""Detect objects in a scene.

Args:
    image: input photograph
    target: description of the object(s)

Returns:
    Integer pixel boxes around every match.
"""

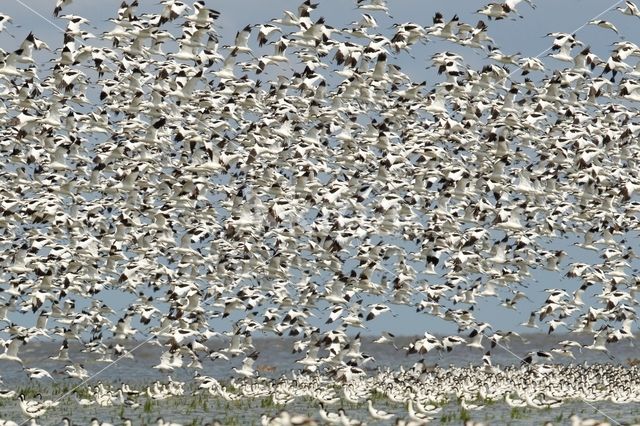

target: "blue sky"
[1,0,638,336]
[3,0,633,71]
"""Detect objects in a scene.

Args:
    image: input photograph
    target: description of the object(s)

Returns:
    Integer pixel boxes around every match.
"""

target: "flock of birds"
[5,361,640,425]
[1,0,640,423]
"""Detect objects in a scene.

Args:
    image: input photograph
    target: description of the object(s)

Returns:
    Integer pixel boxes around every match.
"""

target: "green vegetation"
[510,407,525,419]
[222,415,240,425]
[439,412,455,423]
[260,397,275,408]
[369,390,386,402]
[459,408,471,422]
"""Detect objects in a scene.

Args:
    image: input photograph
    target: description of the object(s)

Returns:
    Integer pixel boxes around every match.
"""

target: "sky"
[2,0,635,71]
[1,0,639,336]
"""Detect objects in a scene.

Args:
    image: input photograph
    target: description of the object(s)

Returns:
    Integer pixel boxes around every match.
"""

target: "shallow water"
[6,333,638,383]
[1,335,638,425]
[1,389,639,425]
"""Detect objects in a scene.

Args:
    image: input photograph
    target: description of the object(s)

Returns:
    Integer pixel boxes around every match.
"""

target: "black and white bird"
[54,0,73,17]
[233,351,259,378]
[19,394,48,419]
[617,0,640,17]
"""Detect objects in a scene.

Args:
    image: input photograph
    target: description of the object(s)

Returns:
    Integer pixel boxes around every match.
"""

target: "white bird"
[588,19,620,35]
[477,3,513,20]
[505,0,536,10]
[24,367,54,381]
[64,364,89,380]
[0,337,25,364]
[356,0,391,16]
[521,351,553,365]
[0,49,21,77]
[160,0,191,23]
[156,418,183,426]
[233,351,259,377]
[230,25,252,54]
[318,403,341,424]
[19,394,47,419]
[367,399,395,420]
[153,350,183,373]
[54,0,73,17]
[617,0,640,17]
[0,14,12,33]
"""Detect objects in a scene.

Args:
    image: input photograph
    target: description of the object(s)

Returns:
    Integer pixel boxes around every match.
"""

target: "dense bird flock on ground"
[1,0,640,423]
